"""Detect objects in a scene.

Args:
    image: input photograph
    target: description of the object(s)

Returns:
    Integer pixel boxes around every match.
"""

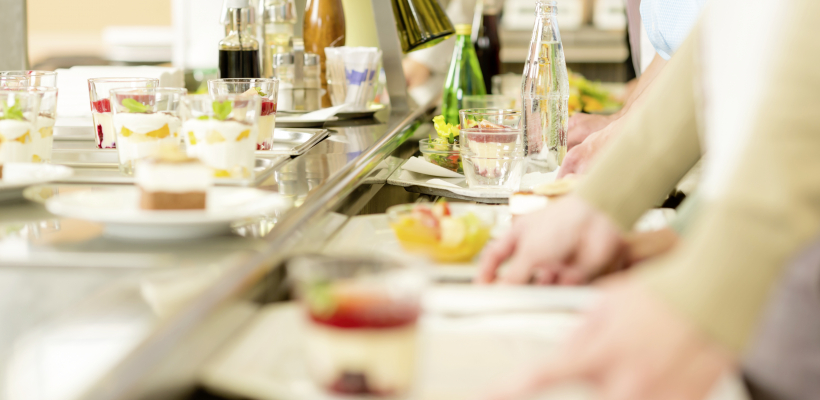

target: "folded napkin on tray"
[402,156,464,178]
[55,66,184,119]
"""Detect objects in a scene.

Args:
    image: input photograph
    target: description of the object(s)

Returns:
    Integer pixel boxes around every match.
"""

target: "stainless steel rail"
[79,102,436,400]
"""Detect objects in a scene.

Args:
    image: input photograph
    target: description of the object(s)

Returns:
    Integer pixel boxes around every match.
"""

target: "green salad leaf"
[0,99,25,121]
[212,100,233,121]
[122,98,150,113]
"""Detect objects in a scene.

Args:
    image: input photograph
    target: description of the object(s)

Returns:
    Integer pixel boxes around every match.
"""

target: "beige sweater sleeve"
[574,29,702,231]
[637,0,820,354]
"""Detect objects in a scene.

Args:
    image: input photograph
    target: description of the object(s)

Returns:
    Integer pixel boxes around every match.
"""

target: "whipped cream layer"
[114,113,181,163]
[305,322,417,395]
[32,116,55,162]
[183,119,257,178]
[0,119,35,163]
[92,112,115,149]
[135,161,213,193]
[257,114,276,150]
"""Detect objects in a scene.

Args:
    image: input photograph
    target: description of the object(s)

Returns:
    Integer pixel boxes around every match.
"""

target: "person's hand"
[558,125,618,179]
[477,281,735,400]
[567,113,614,149]
[624,228,680,265]
[476,195,627,285]
[402,58,431,89]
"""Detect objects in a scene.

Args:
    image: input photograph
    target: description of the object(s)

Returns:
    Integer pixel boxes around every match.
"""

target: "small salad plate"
[0,163,74,203]
[45,187,290,240]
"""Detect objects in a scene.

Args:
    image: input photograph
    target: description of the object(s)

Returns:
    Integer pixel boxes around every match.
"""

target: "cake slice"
[135,147,212,210]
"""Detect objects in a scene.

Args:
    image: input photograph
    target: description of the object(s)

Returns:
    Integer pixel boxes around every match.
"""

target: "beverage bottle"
[219,0,262,78]
[304,0,346,108]
[261,0,297,78]
[441,24,487,126]
[474,1,502,93]
[521,0,569,173]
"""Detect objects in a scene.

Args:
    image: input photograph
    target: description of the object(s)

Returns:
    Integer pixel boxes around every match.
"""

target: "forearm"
[575,31,702,230]
[614,54,669,118]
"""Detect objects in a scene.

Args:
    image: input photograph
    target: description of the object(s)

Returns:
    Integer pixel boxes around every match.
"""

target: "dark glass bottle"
[474,10,501,92]
[219,0,261,79]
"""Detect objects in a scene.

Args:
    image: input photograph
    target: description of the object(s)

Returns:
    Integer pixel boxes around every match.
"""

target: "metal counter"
[0,103,434,400]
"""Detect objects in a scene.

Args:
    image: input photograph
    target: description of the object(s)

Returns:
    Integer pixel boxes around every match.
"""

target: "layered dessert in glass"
[0,90,40,164]
[31,87,57,162]
[111,87,186,175]
[288,255,425,398]
[88,77,159,149]
[459,109,525,190]
[135,146,212,210]
[0,71,57,88]
[207,78,278,150]
[182,94,260,179]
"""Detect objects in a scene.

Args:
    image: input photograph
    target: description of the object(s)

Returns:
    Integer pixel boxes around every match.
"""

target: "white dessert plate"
[0,164,74,203]
[45,187,290,240]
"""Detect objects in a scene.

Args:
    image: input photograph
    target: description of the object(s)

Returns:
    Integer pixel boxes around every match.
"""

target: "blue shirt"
[641,0,709,59]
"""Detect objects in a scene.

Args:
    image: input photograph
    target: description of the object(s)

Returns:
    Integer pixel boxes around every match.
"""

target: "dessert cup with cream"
[207,78,278,150]
[0,90,41,164]
[0,71,57,87]
[1,86,58,162]
[111,87,186,175]
[182,94,260,179]
[88,77,159,149]
[459,109,525,191]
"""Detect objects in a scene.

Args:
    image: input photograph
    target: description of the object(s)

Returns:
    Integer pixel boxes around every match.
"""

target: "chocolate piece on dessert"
[135,146,212,210]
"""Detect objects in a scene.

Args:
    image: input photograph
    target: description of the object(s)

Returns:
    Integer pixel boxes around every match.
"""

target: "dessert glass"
[88,77,159,149]
[288,255,425,398]
[111,87,187,175]
[207,78,278,150]
[182,94,260,179]
[6,87,59,163]
[0,76,28,88]
[0,90,41,164]
[459,108,525,190]
[419,138,461,173]
[0,71,57,87]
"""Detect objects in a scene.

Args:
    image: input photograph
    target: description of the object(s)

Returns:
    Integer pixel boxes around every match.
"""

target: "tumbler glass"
[0,76,28,88]
[0,90,41,164]
[88,77,159,149]
[208,78,278,150]
[0,71,58,87]
[7,87,59,163]
[288,255,425,398]
[182,94,260,179]
[111,87,187,175]
[459,108,525,190]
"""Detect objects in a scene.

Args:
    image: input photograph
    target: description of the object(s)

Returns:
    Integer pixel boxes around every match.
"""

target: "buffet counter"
[0,102,435,400]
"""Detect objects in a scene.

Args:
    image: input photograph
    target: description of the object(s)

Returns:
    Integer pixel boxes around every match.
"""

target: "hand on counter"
[476,281,734,400]
[567,112,615,149]
[558,121,620,179]
[476,195,627,285]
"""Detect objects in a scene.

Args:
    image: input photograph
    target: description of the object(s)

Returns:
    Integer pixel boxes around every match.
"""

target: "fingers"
[476,231,518,284]
[573,218,623,282]
[558,146,584,178]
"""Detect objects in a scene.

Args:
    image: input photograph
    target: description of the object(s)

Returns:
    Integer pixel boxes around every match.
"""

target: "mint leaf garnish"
[0,99,25,121]
[212,100,233,121]
[122,98,150,113]
[197,115,210,120]
[253,87,267,97]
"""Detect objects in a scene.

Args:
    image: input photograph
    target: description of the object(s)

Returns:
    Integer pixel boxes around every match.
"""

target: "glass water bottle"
[521,0,569,174]
[441,24,487,126]
[261,0,297,78]
[219,0,261,79]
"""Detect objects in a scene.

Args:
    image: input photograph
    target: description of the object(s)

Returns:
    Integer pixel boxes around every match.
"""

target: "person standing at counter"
[476,0,820,399]
[563,0,708,175]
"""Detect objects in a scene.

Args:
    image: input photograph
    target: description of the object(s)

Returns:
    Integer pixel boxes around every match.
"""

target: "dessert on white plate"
[184,118,258,179]
[135,147,212,210]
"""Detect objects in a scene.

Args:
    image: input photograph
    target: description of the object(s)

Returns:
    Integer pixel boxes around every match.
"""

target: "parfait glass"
[88,77,159,149]
[288,255,425,398]
[0,89,41,164]
[5,87,59,162]
[110,87,187,175]
[207,78,279,150]
[0,71,58,87]
[181,94,260,179]
[459,108,526,191]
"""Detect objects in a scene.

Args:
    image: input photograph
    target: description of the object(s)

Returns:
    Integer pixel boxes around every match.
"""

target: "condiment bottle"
[261,0,297,78]
[303,0,346,107]
[219,0,262,78]
[441,24,486,126]
[474,0,502,93]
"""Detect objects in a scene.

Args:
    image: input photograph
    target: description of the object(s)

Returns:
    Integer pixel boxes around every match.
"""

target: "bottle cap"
[455,24,472,35]
[226,0,249,8]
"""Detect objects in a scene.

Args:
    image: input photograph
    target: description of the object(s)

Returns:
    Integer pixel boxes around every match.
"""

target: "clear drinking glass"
[88,77,159,149]
[459,108,525,190]
[462,94,516,110]
[5,87,59,163]
[0,76,28,88]
[182,94,260,179]
[0,90,41,164]
[0,71,58,87]
[110,87,187,175]
[288,254,425,398]
[207,78,279,150]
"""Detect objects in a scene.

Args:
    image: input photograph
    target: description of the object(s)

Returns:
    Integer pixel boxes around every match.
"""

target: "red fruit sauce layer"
[310,291,419,329]
[462,127,519,143]
[92,99,111,113]
[261,100,277,116]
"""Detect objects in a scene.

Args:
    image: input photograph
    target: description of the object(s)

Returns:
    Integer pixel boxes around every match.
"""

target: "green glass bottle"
[441,24,487,125]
